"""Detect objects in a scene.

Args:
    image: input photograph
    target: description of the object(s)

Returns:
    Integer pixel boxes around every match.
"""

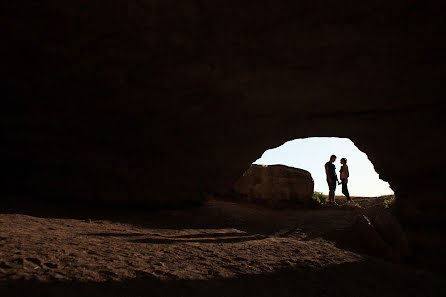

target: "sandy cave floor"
[0,197,445,297]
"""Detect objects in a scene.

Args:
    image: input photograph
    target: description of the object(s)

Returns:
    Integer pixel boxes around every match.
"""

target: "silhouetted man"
[325,155,339,204]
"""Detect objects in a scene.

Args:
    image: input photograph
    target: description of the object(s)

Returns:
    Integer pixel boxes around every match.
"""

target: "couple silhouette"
[325,154,351,205]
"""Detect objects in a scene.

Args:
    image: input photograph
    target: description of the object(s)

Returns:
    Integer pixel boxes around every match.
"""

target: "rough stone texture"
[338,214,392,259]
[2,0,445,218]
[355,205,411,262]
[233,164,314,205]
[373,212,411,262]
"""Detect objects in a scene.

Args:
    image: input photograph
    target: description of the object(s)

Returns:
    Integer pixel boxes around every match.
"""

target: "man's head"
[330,155,337,162]
[341,158,347,165]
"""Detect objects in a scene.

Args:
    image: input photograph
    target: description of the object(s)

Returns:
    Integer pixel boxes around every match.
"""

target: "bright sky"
[253,137,393,197]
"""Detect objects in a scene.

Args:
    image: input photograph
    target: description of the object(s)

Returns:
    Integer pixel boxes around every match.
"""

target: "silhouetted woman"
[339,158,352,202]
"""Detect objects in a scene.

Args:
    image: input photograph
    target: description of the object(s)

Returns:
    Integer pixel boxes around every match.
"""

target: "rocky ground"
[1,197,445,297]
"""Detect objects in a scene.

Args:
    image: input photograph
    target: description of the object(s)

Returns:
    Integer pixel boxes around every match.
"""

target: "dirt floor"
[1,196,445,297]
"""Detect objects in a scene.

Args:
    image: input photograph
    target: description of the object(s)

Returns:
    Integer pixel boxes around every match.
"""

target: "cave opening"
[253,137,393,199]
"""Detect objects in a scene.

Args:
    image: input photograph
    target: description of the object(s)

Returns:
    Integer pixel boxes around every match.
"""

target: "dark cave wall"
[2,1,445,219]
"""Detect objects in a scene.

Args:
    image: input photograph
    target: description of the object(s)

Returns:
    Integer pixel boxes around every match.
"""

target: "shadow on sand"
[78,231,267,244]
[0,197,242,230]
[129,234,267,244]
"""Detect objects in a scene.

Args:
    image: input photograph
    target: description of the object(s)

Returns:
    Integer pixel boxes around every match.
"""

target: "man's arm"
[325,164,332,183]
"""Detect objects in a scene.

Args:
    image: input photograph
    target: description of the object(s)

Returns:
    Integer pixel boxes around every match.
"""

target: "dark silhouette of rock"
[373,212,411,261]
[2,1,445,211]
[233,164,314,206]
[338,214,391,258]
[332,209,412,263]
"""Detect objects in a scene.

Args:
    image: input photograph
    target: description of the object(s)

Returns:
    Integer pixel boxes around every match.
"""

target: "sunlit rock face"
[2,1,445,216]
[234,165,314,206]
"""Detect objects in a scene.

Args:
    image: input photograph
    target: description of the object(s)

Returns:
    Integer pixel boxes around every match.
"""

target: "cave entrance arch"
[236,137,393,205]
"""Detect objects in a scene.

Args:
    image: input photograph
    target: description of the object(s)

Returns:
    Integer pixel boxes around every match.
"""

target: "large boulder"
[233,165,314,206]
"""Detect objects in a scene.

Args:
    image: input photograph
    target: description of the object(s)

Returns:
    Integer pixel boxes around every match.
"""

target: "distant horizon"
[253,137,394,197]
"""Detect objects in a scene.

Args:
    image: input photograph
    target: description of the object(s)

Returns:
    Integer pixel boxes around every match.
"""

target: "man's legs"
[328,181,336,203]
